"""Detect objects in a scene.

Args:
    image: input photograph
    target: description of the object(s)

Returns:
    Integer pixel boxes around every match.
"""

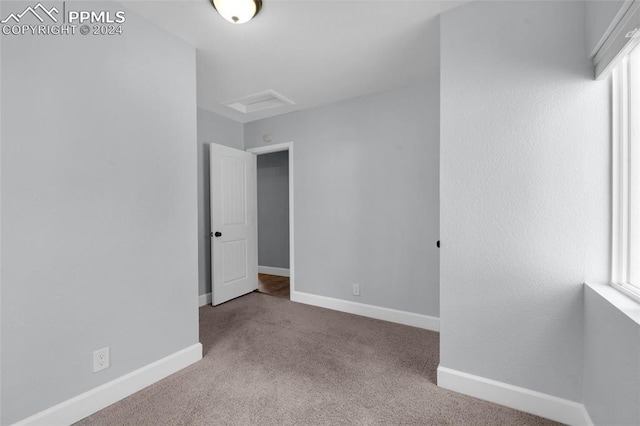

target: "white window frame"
[612,47,640,303]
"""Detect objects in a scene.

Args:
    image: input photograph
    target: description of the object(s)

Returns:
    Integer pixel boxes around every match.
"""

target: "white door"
[210,143,258,305]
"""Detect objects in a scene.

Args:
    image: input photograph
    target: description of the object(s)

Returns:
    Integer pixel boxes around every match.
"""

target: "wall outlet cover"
[93,347,110,372]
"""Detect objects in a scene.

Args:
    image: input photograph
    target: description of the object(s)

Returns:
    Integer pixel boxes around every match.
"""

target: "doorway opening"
[247,143,294,300]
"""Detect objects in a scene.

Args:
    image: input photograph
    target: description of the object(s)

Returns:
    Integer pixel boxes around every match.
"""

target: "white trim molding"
[611,48,640,303]
[291,290,439,331]
[247,142,295,297]
[258,266,290,277]
[198,292,212,307]
[594,0,640,79]
[437,366,593,426]
[247,142,291,155]
[13,343,203,426]
[590,0,633,58]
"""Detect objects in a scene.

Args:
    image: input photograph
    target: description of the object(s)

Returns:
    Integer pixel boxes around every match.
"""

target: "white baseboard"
[290,290,439,331]
[258,266,290,277]
[437,366,593,426]
[13,343,203,426]
[198,292,212,307]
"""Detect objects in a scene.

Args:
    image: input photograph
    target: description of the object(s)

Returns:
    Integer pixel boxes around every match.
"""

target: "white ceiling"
[121,0,464,123]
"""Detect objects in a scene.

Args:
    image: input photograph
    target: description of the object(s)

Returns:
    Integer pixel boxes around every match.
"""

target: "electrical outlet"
[352,284,360,296]
[93,347,110,372]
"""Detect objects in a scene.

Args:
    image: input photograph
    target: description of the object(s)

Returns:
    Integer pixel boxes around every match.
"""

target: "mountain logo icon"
[1,3,59,24]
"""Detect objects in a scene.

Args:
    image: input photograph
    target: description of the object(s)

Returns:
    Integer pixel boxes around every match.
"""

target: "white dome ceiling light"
[211,0,262,24]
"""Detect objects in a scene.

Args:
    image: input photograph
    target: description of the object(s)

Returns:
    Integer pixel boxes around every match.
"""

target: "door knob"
[214,232,222,237]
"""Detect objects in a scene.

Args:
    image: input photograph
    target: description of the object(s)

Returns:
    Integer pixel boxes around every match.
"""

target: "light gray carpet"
[77,292,560,425]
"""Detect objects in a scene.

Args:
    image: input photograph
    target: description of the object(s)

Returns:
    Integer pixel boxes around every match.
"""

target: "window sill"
[585,282,640,327]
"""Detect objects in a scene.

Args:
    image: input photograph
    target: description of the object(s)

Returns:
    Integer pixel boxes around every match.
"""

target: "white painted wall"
[440,0,610,402]
[583,284,640,425]
[196,108,244,297]
[245,81,440,317]
[1,2,199,423]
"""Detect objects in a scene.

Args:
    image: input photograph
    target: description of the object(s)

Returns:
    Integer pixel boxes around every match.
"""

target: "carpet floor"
[77,292,560,425]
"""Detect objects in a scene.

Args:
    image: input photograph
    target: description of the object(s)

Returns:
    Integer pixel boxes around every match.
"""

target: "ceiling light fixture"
[211,0,262,24]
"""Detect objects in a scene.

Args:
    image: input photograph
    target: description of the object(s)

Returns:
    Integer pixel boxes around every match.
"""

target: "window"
[612,45,640,303]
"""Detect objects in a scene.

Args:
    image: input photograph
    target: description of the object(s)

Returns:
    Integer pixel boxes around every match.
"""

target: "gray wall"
[257,151,290,269]
[583,284,640,425]
[1,2,199,423]
[196,108,244,296]
[585,1,627,57]
[440,1,610,402]
[245,82,440,317]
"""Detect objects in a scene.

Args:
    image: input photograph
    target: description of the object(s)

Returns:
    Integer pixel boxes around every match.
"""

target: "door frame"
[247,142,295,296]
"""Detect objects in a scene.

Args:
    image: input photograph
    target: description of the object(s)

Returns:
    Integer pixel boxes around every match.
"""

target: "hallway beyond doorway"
[257,273,290,299]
